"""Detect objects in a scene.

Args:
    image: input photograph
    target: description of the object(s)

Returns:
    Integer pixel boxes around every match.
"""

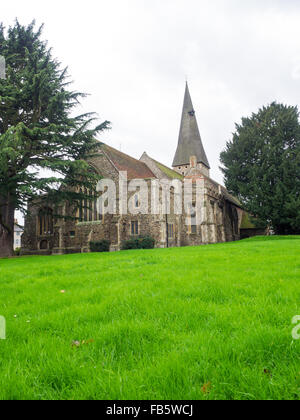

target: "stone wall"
[22,151,242,255]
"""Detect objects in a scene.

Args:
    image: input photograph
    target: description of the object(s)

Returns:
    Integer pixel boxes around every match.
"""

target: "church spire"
[173,83,210,173]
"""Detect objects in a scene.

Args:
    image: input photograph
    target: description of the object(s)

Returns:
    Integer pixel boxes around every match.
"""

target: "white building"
[14,220,23,250]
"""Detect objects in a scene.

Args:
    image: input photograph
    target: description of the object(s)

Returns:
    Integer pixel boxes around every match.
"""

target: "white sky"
[2,0,300,225]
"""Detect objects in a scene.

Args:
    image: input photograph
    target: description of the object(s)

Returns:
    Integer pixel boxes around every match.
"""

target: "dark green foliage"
[14,247,21,256]
[140,236,156,249]
[220,102,300,235]
[121,236,155,250]
[121,238,140,250]
[89,240,110,253]
[0,20,110,256]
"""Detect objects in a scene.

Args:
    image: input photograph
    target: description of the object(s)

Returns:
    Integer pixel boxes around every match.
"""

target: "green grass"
[0,236,300,400]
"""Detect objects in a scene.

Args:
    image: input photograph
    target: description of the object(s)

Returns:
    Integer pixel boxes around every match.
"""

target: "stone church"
[21,83,243,255]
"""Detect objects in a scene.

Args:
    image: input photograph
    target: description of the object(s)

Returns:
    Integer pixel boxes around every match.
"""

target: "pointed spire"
[172,83,210,169]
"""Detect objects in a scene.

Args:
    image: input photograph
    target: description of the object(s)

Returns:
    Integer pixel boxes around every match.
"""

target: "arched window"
[78,187,102,223]
[94,193,97,221]
[79,189,83,222]
[77,165,103,224]
[89,190,93,222]
[84,188,88,222]
[38,208,53,236]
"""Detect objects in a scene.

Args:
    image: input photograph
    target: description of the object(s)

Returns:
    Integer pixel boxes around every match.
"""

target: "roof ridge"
[100,143,156,179]
[143,153,184,180]
[103,143,146,164]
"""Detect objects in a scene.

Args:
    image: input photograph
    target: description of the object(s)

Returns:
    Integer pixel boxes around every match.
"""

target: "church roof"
[154,160,184,180]
[140,152,242,208]
[100,144,156,180]
[205,176,242,208]
[220,185,243,208]
[140,152,183,180]
[173,83,210,169]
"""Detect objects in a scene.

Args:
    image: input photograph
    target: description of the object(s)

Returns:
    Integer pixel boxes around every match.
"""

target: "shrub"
[89,240,110,253]
[140,236,155,249]
[14,247,21,256]
[121,238,140,250]
[121,236,155,251]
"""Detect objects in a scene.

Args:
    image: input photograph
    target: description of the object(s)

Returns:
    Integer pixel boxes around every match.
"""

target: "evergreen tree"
[220,102,300,234]
[0,21,109,257]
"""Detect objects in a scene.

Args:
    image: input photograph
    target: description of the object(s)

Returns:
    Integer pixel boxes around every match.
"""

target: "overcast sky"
[3,0,300,191]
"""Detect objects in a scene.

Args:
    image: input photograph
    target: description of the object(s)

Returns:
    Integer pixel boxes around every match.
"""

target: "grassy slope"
[0,237,299,400]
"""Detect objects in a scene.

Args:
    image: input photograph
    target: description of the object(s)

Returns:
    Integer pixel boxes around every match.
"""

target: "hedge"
[89,240,111,253]
[121,236,155,251]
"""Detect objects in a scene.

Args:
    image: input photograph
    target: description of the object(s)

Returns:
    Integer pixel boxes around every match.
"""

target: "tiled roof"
[198,174,242,208]
[151,158,184,180]
[101,144,156,180]
[98,143,242,208]
[219,186,242,208]
[183,169,242,208]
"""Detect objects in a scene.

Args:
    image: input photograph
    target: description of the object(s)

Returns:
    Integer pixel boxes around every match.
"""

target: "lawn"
[0,236,300,400]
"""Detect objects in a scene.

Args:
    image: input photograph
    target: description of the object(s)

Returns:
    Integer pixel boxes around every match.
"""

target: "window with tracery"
[78,188,103,223]
[38,208,54,236]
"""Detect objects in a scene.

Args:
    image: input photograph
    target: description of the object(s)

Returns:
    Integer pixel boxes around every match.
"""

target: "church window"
[79,189,83,222]
[78,187,103,223]
[191,224,197,234]
[131,221,139,236]
[94,194,98,221]
[89,190,93,222]
[38,208,53,236]
[77,166,102,223]
[84,188,88,221]
[168,224,174,239]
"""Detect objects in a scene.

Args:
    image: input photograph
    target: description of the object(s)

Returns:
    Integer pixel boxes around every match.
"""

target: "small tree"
[0,21,110,257]
[220,102,300,234]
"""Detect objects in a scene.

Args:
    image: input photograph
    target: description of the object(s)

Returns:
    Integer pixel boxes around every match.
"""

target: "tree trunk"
[0,195,15,258]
